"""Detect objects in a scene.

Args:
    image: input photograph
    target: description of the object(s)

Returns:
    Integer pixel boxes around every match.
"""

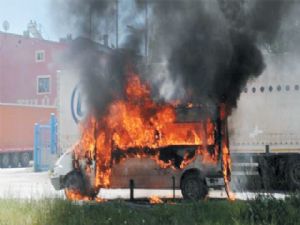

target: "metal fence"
[34,113,57,172]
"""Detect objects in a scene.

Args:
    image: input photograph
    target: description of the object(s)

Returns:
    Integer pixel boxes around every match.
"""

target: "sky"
[0,0,61,40]
[0,0,144,44]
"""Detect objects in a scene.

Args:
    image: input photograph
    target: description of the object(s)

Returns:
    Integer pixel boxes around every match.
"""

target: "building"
[0,31,66,106]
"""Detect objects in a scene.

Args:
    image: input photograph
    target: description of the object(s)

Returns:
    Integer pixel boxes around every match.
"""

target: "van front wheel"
[181,173,208,200]
[64,171,88,200]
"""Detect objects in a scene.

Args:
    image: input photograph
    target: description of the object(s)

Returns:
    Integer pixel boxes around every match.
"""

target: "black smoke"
[65,38,140,116]
[51,0,115,39]
[52,0,142,116]
[145,0,293,109]
[51,0,294,115]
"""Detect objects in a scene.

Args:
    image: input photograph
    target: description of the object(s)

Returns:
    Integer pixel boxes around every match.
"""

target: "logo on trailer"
[71,84,87,124]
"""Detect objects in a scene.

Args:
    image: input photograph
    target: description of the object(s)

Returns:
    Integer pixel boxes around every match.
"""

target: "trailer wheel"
[287,159,300,190]
[10,153,19,168]
[181,172,208,200]
[20,152,30,167]
[1,154,10,168]
[258,157,272,191]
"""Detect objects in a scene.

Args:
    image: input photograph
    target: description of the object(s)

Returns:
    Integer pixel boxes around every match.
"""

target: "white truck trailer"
[229,52,300,191]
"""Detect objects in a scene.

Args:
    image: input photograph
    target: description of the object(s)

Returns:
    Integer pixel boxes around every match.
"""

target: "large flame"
[70,70,233,201]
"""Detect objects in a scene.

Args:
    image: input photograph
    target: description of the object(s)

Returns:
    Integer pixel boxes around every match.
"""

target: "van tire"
[64,171,86,199]
[181,173,208,200]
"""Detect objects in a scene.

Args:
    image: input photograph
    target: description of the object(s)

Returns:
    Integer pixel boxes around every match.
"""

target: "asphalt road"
[0,167,286,200]
[0,167,63,199]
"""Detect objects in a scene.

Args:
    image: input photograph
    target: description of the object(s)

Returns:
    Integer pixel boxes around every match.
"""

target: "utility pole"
[116,0,119,48]
[89,6,93,40]
[145,0,148,63]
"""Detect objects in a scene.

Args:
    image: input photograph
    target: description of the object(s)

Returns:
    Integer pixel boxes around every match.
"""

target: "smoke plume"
[145,0,293,108]
[51,0,294,115]
[64,38,141,116]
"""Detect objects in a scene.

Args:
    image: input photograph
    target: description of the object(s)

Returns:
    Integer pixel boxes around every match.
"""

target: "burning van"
[50,72,233,201]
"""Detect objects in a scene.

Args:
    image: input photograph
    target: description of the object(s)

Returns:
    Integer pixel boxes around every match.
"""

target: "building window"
[37,75,51,94]
[260,86,265,92]
[269,86,273,92]
[35,50,45,62]
[244,87,248,93]
[252,87,256,93]
[286,85,290,91]
[295,84,299,91]
[277,85,281,92]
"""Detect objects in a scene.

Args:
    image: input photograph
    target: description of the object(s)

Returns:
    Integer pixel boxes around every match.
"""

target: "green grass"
[0,195,299,225]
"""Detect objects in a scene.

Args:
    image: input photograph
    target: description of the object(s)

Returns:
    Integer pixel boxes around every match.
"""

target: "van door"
[110,157,158,188]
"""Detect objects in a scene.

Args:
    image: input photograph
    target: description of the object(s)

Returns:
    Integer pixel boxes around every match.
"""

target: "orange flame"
[149,195,164,204]
[70,70,233,201]
[220,104,235,201]
[65,189,92,201]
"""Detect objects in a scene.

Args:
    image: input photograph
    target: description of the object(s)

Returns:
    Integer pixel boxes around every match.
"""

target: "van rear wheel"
[181,173,208,200]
